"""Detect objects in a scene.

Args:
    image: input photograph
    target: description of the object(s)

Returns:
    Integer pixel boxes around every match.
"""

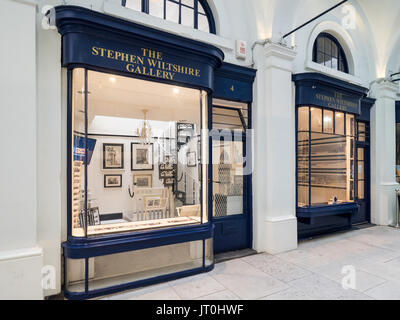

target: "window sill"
[102,0,234,52]
[305,61,368,88]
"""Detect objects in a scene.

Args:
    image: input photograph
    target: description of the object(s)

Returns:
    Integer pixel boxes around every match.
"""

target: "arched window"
[122,0,216,34]
[313,33,349,73]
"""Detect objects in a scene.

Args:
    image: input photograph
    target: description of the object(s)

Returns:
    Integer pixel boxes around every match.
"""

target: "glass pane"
[324,37,332,56]
[317,37,324,52]
[212,139,244,217]
[358,161,365,180]
[198,2,205,14]
[181,0,194,7]
[311,107,322,132]
[125,0,141,11]
[149,0,164,18]
[72,68,86,238]
[73,70,207,237]
[198,13,209,32]
[297,132,309,207]
[213,107,245,131]
[335,112,345,135]
[181,6,194,28]
[332,57,338,70]
[316,52,324,64]
[298,107,309,131]
[358,148,364,161]
[339,59,346,72]
[358,122,366,142]
[166,0,179,23]
[331,42,338,57]
[347,114,355,136]
[323,110,334,134]
[358,181,365,199]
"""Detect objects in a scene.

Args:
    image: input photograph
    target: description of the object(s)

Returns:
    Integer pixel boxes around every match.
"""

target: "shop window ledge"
[297,203,358,225]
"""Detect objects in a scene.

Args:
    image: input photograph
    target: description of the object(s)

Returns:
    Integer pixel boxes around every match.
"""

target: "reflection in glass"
[311,107,322,132]
[323,110,333,134]
[149,0,164,18]
[335,112,344,135]
[71,69,208,237]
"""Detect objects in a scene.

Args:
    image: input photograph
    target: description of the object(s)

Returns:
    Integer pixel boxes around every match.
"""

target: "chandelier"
[136,109,152,144]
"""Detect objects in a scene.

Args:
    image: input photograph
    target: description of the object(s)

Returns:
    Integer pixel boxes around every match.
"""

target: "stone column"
[369,79,399,226]
[0,0,43,299]
[252,41,297,254]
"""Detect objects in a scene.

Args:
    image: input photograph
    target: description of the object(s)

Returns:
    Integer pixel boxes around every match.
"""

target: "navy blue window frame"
[296,105,357,208]
[313,33,349,74]
[121,0,216,34]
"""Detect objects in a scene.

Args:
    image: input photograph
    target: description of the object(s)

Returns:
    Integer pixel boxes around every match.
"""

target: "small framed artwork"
[131,143,154,171]
[133,174,152,188]
[187,151,197,167]
[103,143,124,170]
[104,174,122,188]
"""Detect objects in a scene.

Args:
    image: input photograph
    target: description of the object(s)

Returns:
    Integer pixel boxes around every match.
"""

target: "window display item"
[103,143,124,169]
[104,174,122,188]
[131,143,154,171]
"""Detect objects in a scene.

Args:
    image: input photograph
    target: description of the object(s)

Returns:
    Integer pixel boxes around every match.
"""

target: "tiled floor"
[103,226,400,300]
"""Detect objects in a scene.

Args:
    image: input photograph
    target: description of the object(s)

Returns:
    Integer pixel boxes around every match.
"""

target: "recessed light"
[109,77,116,83]
[173,88,180,94]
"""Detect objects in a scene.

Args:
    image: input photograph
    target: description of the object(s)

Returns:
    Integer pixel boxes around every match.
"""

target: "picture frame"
[131,143,154,171]
[103,143,124,170]
[104,174,122,188]
[187,151,197,167]
[133,174,153,188]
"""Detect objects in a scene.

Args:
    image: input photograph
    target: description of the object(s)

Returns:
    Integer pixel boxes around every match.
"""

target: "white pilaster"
[370,79,399,226]
[253,41,297,254]
[0,0,43,299]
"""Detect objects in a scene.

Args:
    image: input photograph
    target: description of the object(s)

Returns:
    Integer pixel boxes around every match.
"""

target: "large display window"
[297,106,356,207]
[71,68,209,237]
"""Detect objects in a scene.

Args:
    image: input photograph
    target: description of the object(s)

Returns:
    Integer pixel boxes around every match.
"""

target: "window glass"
[181,0,194,7]
[313,33,348,73]
[198,2,205,14]
[335,112,345,135]
[397,123,400,183]
[298,107,309,132]
[125,0,141,11]
[71,69,208,237]
[311,107,322,132]
[323,110,334,134]
[181,6,194,28]
[358,122,366,142]
[149,0,164,18]
[166,0,180,23]
[297,106,356,207]
[198,14,209,32]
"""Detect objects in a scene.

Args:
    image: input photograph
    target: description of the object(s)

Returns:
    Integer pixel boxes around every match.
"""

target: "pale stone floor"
[103,226,400,300]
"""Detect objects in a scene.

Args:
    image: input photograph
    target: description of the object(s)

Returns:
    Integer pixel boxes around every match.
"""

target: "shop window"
[123,0,216,34]
[71,68,208,237]
[297,106,356,207]
[397,123,400,183]
[313,33,349,74]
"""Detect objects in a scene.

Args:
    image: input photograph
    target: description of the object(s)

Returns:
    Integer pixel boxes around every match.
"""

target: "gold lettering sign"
[91,46,201,81]
[315,92,358,112]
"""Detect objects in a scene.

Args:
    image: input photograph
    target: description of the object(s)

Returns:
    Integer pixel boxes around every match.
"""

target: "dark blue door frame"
[210,111,252,254]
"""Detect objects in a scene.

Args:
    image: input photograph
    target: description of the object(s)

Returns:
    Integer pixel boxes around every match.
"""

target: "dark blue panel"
[214,63,257,102]
[396,101,400,123]
[54,5,224,90]
[73,135,96,164]
[358,97,375,122]
[293,73,368,114]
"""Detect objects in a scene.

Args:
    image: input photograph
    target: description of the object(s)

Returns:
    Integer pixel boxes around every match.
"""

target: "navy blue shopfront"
[55,6,255,299]
[293,73,373,239]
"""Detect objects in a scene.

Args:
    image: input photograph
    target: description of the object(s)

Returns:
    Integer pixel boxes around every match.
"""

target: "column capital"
[253,40,296,72]
[370,78,398,100]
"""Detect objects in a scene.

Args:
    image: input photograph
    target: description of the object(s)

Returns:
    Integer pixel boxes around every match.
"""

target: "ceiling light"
[173,88,180,94]
[109,77,116,83]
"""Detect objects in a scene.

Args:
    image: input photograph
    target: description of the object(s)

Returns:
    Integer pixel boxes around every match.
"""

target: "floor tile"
[260,287,312,300]
[169,273,225,300]
[242,253,311,283]
[209,259,289,300]
[195,290,241,300]
[364,281,400,300]
[106,283,181,300]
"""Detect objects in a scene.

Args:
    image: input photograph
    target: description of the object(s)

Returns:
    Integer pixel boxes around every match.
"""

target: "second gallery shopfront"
[53,6,373,299]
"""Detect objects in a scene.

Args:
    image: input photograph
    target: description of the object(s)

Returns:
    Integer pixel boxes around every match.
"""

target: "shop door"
[354,145,370,224]
[211,123,251,254]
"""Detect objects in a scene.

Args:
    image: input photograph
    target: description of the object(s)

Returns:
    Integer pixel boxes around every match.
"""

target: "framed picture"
[103,143,124,170]
[133,174,152,188]
[131,143,154,171]
[104,174,122,188]
[187,151,197,167]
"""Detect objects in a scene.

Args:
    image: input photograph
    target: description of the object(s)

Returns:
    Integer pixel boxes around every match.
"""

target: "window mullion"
[142,0,149,13]
[194,0,199,29]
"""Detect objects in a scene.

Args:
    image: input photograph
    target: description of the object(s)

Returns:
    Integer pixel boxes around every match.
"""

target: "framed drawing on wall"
[104,174,122,188]
[133,174,152,188]
[131,143,154,171]
[103,143,124,170]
